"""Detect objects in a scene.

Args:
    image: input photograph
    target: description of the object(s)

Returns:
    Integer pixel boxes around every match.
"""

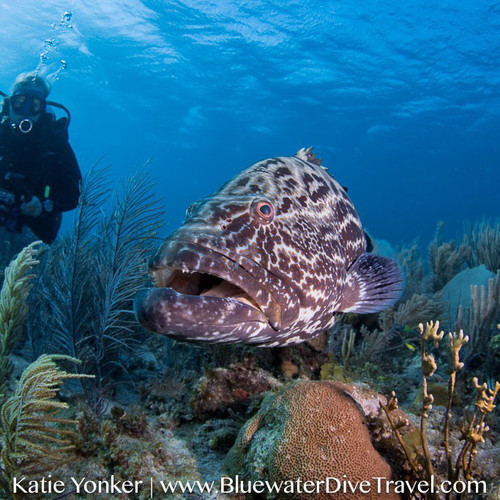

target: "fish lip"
[149,241,282,330]
[134,286,269,340]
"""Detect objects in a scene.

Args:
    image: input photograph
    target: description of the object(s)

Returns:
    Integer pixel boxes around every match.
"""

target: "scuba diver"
[0,72,81,244]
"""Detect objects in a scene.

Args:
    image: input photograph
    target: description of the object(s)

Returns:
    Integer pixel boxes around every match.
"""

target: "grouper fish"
[134,149,404,347]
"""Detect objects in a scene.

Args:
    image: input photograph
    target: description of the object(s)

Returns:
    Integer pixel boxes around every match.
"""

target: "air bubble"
[37,12,73,73]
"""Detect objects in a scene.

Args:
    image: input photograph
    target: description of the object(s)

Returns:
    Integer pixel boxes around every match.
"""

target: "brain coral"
[225,380,400,499]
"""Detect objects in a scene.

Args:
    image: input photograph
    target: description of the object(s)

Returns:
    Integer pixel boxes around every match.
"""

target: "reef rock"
[225,380,401,499]
[191,362,281,419]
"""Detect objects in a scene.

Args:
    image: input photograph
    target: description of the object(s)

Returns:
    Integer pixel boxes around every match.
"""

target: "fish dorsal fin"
[339,253,405,313]
[295,147,323,166]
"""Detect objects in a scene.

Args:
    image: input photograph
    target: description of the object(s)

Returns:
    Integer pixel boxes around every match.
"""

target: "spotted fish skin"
[134,149,404,347]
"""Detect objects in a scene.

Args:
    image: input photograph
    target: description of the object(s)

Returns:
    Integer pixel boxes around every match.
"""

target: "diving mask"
[9,88,46,134]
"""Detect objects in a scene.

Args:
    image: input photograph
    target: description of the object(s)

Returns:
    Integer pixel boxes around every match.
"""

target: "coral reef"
[0,175,496,500]
[68,406,211,500]
[225,380,401,499]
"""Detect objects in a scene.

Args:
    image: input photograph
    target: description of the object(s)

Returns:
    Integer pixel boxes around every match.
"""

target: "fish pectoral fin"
[338,253,405,313]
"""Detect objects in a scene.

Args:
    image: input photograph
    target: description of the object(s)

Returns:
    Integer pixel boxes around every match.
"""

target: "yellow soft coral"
[0,354,93,498]
[0,241,41,399]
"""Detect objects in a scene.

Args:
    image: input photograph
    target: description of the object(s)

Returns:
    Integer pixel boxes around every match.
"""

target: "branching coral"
[379,392,421,477]
[0,241,41,400]
[464,273,499,353]
[380,321,499,499]
[325,323,396,378]
[0,354,93,499]
[418,321,444,482]
[454,378,500,482]
[444,330,468,481]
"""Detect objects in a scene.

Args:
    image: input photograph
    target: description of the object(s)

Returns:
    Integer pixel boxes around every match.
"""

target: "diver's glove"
[20,196,43,217]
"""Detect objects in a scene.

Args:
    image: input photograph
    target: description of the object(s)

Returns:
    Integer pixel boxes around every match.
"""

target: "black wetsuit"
[0,112,81,243]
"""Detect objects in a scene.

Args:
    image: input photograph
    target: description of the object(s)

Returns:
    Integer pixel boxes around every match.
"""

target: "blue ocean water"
[1,1,498,245]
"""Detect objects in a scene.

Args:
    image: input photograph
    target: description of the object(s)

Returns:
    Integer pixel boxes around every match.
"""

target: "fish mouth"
[155,269,263,311]
[134,243,282,340]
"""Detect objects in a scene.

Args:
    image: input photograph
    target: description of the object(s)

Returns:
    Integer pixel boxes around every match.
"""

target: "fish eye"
[254,200,275,223]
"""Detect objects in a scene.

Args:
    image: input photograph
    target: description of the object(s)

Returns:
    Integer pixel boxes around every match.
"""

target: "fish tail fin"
[339,253,405,313]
